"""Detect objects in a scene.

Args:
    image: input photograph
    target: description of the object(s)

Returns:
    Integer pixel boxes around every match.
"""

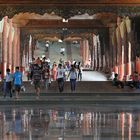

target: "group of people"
[111,71,140,89]
[3,66,23,99]
[29,57,83,99]
[0,56,83,99]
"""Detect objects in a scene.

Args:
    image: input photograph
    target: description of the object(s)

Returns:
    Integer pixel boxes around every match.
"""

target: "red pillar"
[114,66,118,74]
[82,40,86,67]
[119,64,124,80]
[12,28,18,72]
[126,62,131,75]
[80,40,83,57]
[17,28,20,67]
[137,59,140,74]
[85,40,89,67]
[2,16,8,78]
[135,57,140,73]
[7,19,13,70]
[117,25,124,80]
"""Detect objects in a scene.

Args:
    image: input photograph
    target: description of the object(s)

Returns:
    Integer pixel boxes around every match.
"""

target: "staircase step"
[0,81,138,95]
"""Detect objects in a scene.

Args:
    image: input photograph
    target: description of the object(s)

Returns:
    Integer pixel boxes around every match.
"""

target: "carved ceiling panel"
[1,0,140,42]
[0,4,140,20]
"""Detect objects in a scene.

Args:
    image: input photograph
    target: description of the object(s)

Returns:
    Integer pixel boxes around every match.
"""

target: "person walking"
[43,65,51,89]
[4,68,13,98]
[31,63,42,99]
[67,64,77,93]
[13,66,23,99]
[56,63,65,93]
[77,62,82,81]
[52,62,57,81]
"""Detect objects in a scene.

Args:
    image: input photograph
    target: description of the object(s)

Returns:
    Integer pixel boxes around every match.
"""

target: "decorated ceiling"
[1,0,140,41]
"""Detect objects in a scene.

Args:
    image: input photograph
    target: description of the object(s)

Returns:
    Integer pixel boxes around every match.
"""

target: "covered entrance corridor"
[0,0,140,82]
[0,2,140,140]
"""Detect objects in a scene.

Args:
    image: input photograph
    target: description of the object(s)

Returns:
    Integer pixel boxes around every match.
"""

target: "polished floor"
[0,104,140,140]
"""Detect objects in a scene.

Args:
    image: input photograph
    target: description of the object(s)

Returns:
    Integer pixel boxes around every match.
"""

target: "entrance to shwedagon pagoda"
[0,0,140,80]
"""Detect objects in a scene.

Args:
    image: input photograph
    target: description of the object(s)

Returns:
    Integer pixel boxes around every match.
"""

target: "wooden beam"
[21,19,106,29]
[1,0,140,5]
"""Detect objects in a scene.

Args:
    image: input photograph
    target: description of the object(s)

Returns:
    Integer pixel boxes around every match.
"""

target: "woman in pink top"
[52,63,57,81]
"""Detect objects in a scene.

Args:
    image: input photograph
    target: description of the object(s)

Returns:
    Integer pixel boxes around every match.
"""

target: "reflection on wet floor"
[0,105,140,140]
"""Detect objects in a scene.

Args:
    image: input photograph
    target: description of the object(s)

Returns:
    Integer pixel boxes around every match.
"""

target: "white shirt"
[57,68,65,79]
[5,73,13,82]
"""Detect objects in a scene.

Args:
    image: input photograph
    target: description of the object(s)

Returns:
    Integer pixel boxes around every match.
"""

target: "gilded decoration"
[0,5,140,19]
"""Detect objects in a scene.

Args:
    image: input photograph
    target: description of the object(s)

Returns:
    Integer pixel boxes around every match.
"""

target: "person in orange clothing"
[52,62,57,81]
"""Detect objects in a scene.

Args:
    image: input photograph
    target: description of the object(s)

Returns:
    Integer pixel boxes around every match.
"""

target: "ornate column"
[2,16,8,77]
[116,17,124,80]
[79,40,84,67]
[87,34,94,69]
[125,16,132,76]
[7,19,12,70]
[82,39,86,67]
[120,17,128,76]
[130,19,136,73]
[12,27,18,72]
[85,39,89,67]
[90,34,94,69]
[136,57,140,73]
[66,41,72,62]
[11,27,15,73]
[31,38,36,59]
[109,25,114,72]
[17,28,20,67]
[0,18,4,74]
[112,29,118,74]
[131,20,137,73]
[80,40,83,58]
[92,34,95,70]
[80,40,84,65]
[93,35,98,70]
[97,35,101,71]
[20,29,26,72]
[24,34,30,70]
[28,35,32,64]
[99,33,105,71]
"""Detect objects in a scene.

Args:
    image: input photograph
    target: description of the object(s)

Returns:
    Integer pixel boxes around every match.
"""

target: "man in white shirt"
[56,63,65,92]
[4,68,13,98]
[60,47,65,55]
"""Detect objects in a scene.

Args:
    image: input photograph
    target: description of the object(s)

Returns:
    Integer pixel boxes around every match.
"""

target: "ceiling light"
[45,43,49,47]
[62,18,68,23]
[58,39,63,42]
